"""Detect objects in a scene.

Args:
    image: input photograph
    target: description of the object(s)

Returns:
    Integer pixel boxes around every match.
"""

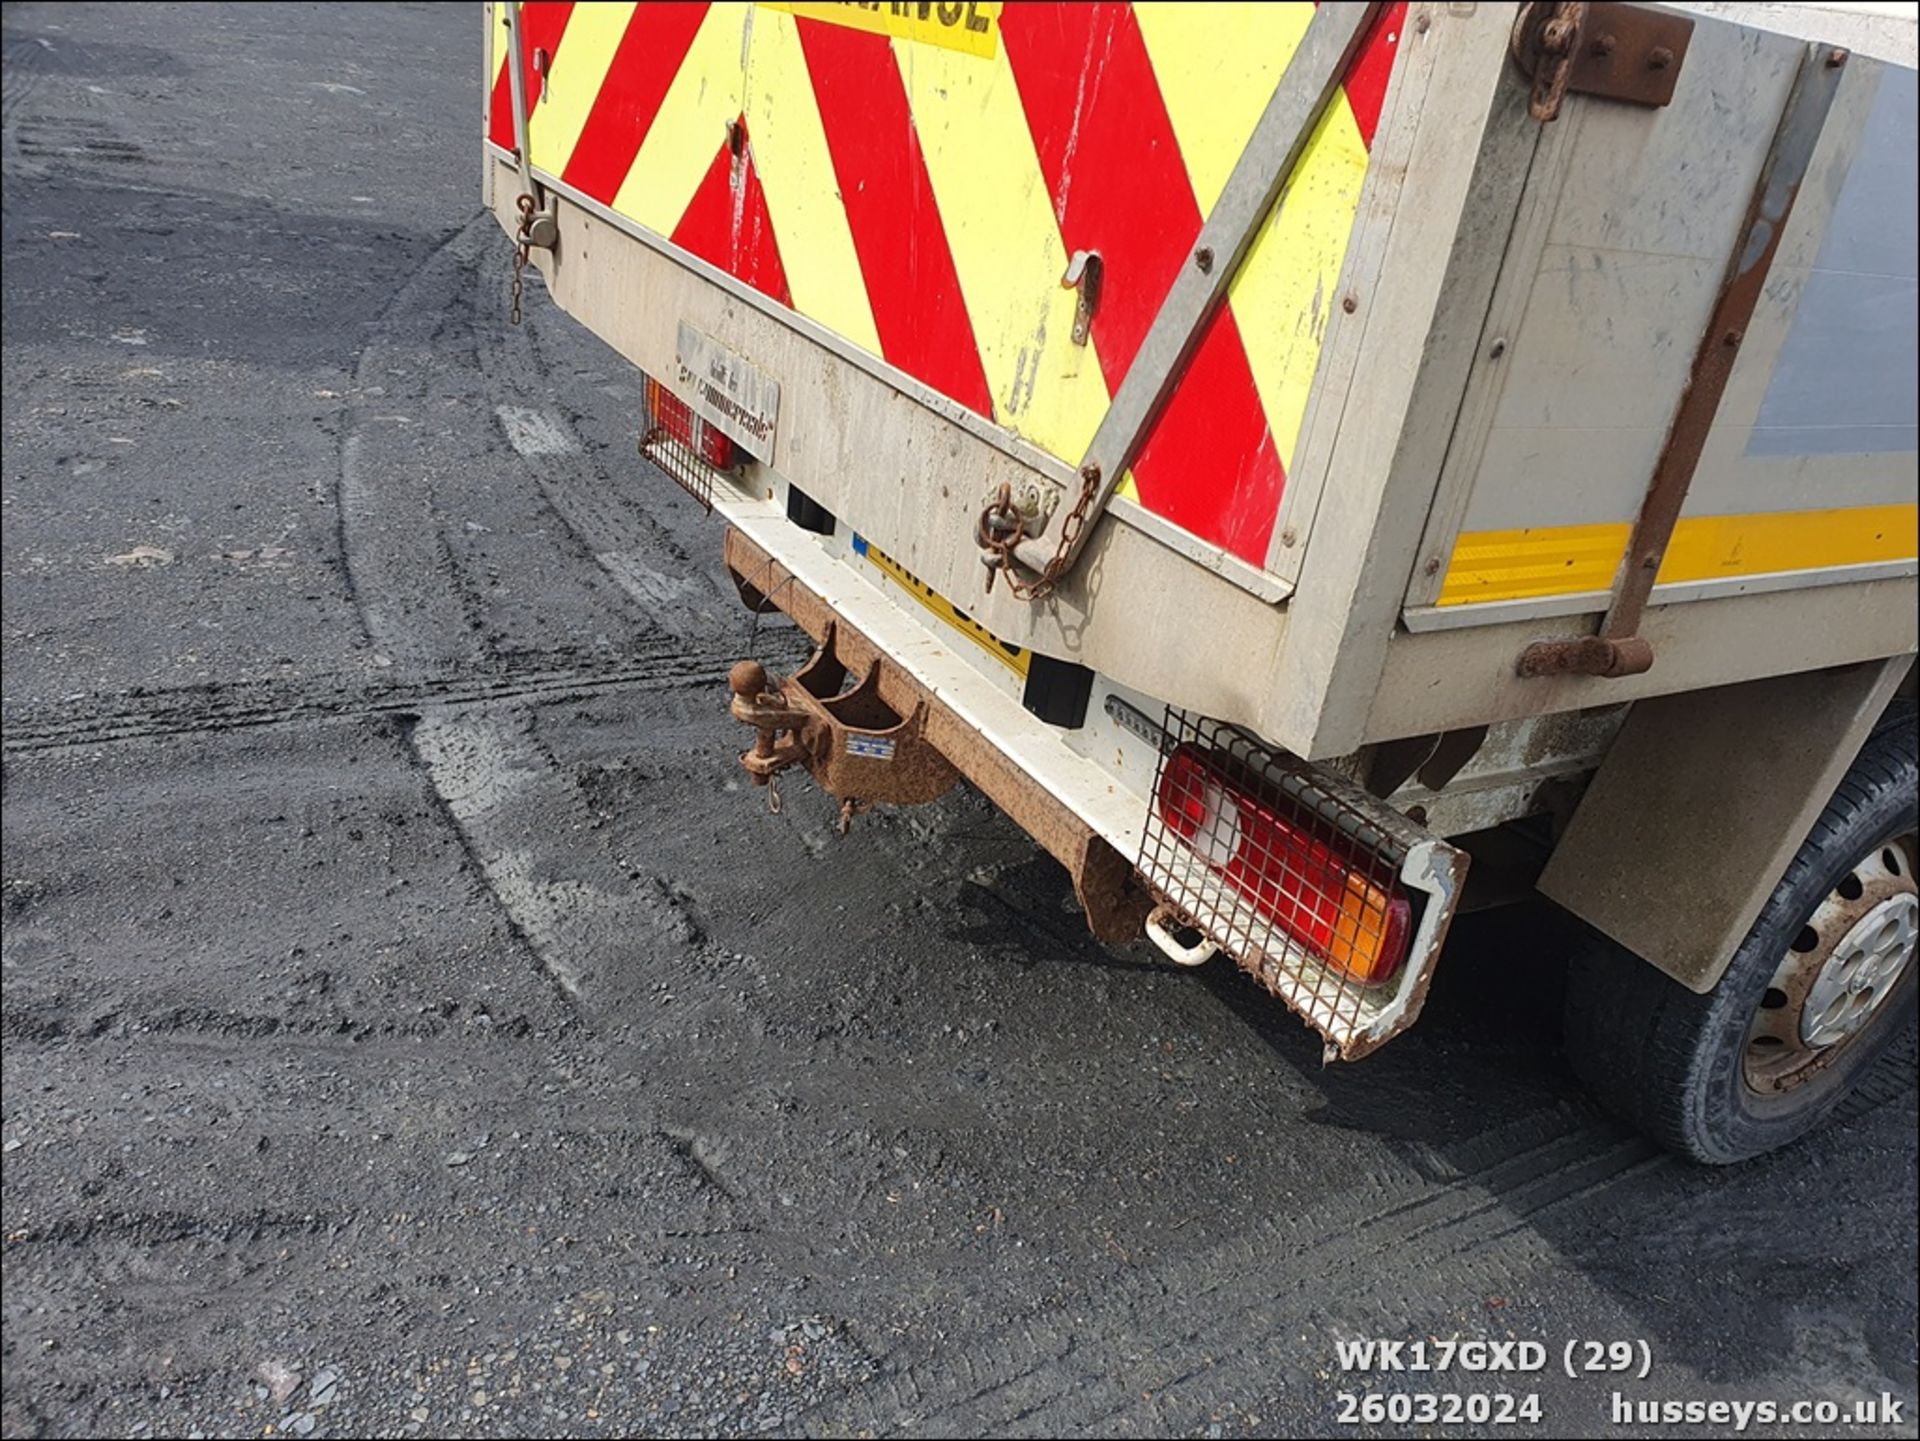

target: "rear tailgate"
[484,0,1404,577]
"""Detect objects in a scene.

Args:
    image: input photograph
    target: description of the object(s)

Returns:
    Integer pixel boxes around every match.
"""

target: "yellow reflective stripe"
[862,539,1030,676]
[612,3,750,235]
[742,9,884,356]
[526,2,637,176]
[1438,504,1920,606]
[1439,523,1628,605]
[894,40,1110,460]
[1657,504,1919,585]
[1135,2,1366,472]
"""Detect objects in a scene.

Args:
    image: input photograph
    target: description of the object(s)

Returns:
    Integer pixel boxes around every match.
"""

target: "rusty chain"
[509,192,536,326]
[974,462,1101,602]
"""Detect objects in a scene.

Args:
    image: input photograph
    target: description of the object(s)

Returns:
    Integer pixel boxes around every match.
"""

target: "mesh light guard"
[639,425,717,512]
[1139,711,1468,1059]
[639,377,723,513]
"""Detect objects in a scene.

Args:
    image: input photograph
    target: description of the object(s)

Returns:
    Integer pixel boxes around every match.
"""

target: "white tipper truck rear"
[484,1,1918,1160]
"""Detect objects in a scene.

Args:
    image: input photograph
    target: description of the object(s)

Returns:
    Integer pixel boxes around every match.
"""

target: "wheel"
[1563,717,1918,1163]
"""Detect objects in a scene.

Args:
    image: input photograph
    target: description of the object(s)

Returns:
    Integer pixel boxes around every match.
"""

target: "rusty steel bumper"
[720,524,1467,1058]
[722,527,1151,944]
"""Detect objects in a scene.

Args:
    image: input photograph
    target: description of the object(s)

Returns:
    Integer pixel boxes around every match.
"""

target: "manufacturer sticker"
[846,734,897,761]
[674,322,781,459]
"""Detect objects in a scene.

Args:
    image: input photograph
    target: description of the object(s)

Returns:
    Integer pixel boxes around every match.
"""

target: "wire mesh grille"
[1138,710,1417,1044]
[638,374,724,513]
[639,425,716,513]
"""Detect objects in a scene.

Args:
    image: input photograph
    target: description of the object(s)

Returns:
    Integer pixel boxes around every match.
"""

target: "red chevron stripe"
[1342,2,1406,150]
[669,120,792,309]
[795,19,995,419]
[488,2,576,154]
[560,3,709,204]
[1004,2,1284,564]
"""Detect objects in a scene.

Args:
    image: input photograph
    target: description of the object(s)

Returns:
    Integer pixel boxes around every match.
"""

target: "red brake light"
[1155,745,1412,984]
[644,374,738,470]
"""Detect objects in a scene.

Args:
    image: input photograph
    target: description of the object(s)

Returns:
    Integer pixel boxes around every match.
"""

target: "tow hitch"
[728,627,958,830]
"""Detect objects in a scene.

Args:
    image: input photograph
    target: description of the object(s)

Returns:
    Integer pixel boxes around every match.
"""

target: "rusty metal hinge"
[1511,1,1694,122]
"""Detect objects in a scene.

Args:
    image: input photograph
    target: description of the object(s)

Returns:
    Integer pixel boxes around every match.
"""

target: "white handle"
[1145,904,1219,968]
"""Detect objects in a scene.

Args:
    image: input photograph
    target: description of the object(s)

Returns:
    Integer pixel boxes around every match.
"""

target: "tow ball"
[728,625,959,830]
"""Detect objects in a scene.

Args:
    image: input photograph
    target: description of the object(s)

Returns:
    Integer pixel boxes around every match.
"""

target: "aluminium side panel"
[1403,15,1918,625]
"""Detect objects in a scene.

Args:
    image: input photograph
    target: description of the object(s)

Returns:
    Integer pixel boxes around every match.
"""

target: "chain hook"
[509,192,537,326]
[1515,1,1590,122]
[974,464,1101,603]
[974,482,1026,596]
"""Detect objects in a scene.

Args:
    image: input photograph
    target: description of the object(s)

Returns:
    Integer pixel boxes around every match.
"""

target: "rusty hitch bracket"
[727,632,960,811]
[723,527,1152,943]
[1518,41,1847,681]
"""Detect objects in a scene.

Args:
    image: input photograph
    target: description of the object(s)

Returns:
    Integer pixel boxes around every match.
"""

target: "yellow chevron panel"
[527,2,637,177]
[1438,504,1920,606]
[611,3,750,235]
[1136,3,1369,473]
[1134,4,1311,214]
[894,38,1111,462]
[489,3,504,93]
[742,9,884,356]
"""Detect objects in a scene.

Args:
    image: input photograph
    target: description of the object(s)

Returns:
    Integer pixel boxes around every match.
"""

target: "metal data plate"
[674,322,781,461]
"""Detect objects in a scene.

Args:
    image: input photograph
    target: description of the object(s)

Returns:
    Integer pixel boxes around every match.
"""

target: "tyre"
[1563,716,1918,1163]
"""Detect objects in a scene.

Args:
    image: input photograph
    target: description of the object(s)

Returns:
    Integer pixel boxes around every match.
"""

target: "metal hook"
[1060,249,1103,347]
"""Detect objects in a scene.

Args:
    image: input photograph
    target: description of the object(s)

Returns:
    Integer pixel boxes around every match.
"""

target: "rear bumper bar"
[721,522,1467,1058]
[723,526,1151,943]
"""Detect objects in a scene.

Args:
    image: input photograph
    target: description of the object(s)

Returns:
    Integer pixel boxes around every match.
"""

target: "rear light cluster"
[1152,741,1412,988]
[643,373,739,470]
[639,372,739,511]
[1152,736,1413,990]
[1138,709,1467,1059]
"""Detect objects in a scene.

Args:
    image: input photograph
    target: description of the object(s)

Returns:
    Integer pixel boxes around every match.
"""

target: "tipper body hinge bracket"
[1510,2,1695,122]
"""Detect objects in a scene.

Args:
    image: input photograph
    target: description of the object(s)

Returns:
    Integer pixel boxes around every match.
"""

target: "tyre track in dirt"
[334,213,739,1011]
[814,1102,1659,1436]
[0,651,723,754]
[0,28,51,229]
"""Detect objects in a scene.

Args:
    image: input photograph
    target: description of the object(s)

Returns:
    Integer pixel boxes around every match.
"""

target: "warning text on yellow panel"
[760,2,1001,58]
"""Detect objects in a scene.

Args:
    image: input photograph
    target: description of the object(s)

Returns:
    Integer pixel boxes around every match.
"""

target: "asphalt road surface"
[2,5,1915,1439]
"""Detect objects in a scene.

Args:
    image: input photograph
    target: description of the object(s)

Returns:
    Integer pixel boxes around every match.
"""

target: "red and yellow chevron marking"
[488,2,1403,567]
